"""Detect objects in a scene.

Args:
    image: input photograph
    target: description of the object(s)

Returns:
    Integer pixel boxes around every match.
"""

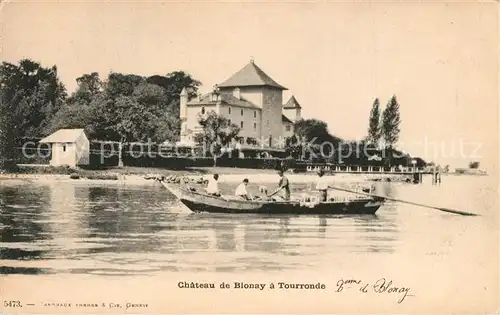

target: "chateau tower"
[283,95,302,122]
[217,59,287,147]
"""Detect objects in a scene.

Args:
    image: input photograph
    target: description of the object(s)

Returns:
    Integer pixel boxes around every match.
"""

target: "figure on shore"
[206,174,221,197]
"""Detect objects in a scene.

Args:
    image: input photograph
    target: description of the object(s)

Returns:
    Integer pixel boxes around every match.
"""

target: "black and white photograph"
[0,1,498,314]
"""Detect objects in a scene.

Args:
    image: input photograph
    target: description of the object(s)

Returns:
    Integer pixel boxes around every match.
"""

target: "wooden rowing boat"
[161,181,385,215]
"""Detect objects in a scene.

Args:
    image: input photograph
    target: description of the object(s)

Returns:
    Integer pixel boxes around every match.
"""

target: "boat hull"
[162,182,384,215]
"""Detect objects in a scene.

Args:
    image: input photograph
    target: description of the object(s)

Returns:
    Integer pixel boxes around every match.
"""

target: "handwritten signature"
[335,278,412,304]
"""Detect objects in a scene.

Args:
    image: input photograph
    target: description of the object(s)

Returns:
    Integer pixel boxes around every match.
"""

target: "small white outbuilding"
[39,129,90,168]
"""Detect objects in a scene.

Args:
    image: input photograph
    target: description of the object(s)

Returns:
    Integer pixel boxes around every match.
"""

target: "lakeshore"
[0,167,433,186]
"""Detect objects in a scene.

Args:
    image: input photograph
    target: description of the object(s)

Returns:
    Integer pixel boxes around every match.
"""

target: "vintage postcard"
[0,0,498,314]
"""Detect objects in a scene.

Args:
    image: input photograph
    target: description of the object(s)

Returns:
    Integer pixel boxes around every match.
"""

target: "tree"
[67,72,103,105]
[47,72,105,136]
[146,71,201,105]
[194,111,240,166]
[0,59,67,138]
[105,73,144,98]
[291,118,342,160]
[367,98,381,146]
[285,135,302,159]
[0,90,19,170]
[381,95,401,166]
[103,82,174,167]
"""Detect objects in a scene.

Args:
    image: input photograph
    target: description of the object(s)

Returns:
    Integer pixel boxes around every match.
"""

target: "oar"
[267,189,280,198]
[328,185,479,217]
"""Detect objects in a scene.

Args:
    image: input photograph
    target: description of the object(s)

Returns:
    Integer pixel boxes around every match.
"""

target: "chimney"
[233,87,240,100]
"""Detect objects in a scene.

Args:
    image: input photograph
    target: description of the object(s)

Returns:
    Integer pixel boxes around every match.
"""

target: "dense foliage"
[48,70,200,142]
[367,98,381,146]
[193,111,240,166]
[381,95,401,148]
[1,58,425,170]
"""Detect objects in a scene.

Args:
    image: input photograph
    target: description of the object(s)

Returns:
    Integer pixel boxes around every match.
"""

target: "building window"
[62,144,66,152]
[240,121,244,128]
[253,122,257,130]
[254,111,256,118]
[228,107,231,114]
[241,109,244,116]
[201,107,205,114]
[285,125,291,132]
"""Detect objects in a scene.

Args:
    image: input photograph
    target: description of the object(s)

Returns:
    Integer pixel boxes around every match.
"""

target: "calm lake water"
[0,175,497,276]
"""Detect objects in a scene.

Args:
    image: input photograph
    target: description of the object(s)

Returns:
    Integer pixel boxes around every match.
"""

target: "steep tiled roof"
[283,95,302,109]
[39,129,86,143]
[187,93,260,109]
[282,115,293,124]
[217,61,287,90]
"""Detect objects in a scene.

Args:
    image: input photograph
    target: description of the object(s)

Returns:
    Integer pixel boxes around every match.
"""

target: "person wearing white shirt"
[235,178,251,200]
[315,169,330,202]
[206,174,221,196]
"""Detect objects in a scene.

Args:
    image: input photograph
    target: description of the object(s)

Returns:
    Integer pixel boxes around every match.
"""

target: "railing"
[301,164,426,174]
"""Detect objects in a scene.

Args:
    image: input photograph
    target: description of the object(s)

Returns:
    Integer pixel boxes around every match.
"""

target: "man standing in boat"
[235,178,252,200]
[270,170,291,201]
[206,174,221,197]
[316,169,329,202]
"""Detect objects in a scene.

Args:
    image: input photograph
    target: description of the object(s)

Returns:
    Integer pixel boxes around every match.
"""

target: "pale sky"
[1,0,498,170]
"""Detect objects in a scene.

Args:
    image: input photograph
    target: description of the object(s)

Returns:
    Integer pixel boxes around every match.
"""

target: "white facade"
[40,129,90,168]
[283,121,294,139]
[178,60,303,148]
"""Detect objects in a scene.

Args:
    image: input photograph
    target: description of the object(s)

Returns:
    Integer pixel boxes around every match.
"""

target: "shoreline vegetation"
[0,58,487,182]
[1,58,436,178]
[0,165,487,187]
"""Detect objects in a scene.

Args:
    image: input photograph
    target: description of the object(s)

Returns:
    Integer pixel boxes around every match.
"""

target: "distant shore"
[0,165,487,186]
[0,167,387,185]
[0,172,375,185]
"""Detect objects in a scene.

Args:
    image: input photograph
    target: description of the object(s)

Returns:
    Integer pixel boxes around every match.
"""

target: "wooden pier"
[293,164,430,175]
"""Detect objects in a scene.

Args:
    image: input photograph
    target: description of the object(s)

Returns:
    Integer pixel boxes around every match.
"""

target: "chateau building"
[178,60,302,149]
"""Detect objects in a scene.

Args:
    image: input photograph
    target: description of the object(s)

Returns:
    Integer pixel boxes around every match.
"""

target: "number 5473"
[4,300,22,307]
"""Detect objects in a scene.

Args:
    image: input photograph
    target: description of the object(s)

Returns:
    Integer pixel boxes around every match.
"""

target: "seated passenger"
[206,174,221,197]
[235,178,251,200]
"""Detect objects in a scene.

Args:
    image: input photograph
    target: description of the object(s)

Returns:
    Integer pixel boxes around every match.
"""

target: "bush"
[15,165,77,174]
[84,173,119,180]
[69,173,80,179]
[77,170,119,180]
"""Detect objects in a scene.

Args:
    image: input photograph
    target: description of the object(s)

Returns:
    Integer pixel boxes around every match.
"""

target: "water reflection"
[1,181,402,275]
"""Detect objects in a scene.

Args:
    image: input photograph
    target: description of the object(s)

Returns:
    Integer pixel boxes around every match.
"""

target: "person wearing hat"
[316,169,329,202]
